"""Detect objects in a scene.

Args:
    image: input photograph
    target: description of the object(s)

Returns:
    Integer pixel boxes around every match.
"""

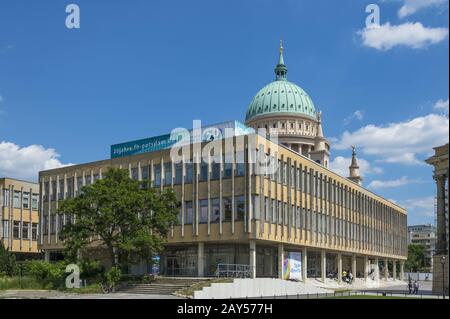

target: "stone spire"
[348,146,363,185]
[309,111,330,168]
[274,39,287,81]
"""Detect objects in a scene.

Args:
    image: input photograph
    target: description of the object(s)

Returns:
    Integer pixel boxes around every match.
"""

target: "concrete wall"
[193,278,329,299]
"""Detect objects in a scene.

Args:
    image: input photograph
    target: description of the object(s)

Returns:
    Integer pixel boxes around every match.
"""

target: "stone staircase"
[119,278,207,296]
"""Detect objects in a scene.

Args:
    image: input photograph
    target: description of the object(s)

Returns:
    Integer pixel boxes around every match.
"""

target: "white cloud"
[434,98,449,113]
[398,0,448,18]
[332,113,449,165]
[358,22,448,51]
[0,141,73,181]
[329,156,383,178]
[344,110,365,125]
[367,176,422,189]
[398,196,435,217]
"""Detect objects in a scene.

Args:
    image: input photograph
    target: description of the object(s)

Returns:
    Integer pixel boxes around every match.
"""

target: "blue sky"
[0,0,448,225]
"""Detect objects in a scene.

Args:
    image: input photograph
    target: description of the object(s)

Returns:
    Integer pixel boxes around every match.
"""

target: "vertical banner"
[283,252,302,281]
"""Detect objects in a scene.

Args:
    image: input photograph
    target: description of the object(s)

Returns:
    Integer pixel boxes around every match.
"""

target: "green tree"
[58,168,179,268]
[405,244,427,272]
[0,241,18,276]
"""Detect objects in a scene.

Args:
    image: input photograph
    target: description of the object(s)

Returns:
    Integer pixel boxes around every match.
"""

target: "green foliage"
[102,266,122,287]
[0,276,43,290]
[78,259,104,281]
[58,168,179,268]
[22,260,67,289]
[405,244,427,272]
[0,242,18,277]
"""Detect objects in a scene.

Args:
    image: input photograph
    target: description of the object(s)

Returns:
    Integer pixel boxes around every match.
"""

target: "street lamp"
[440,256,446,299]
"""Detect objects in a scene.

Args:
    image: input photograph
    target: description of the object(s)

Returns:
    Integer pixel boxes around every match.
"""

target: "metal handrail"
[215,263,253,278]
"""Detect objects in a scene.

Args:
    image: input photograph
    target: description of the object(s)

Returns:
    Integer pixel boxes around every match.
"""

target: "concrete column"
[278,243,284,279]
[321,250,326,282]
[364,256,369,281]
[435,175,448,255]
[375,257,380,282]
[197,242,204,277]
[249,240,256,279]
[352,254,357,279]
[384,258,389,280]
[400,261,405,281]
[337,253,342,283]
[393,260,397,280]
[302,247,308,282]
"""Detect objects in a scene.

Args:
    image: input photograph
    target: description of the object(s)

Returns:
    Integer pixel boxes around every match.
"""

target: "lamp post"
[441,256,446,299]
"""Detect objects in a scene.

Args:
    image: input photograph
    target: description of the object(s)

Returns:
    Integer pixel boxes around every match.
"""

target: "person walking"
[413,281,419,295]
[408,279,413,294]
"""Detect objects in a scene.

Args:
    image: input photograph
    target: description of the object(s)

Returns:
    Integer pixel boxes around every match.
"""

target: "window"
[44,182,49,201]
[154,164,161,187]
[22,222,29,239]
[185,201,193,224]
[51,181,57,200]
[2,189,9,206]
[2,220,9,238]
[43,215,48,235]
[32,223,38,240]
[76,177,83,193]
[51,215,56,234]
[236,151,245,177]
[67,178,74,198]
[131,167,139,180]
[235,196,245,221]
[85,175,92,185]
[174,163,182,185]
[23,192,30,209]
[200,163,208,182]
[200,199,208,223]
[59,179,65,200]
[223,197,232,221]
[93,174,100,182]
[185,163,193,183]
[164,163,172,186]
[211,198,220,222]
[13,221,20,239]
[141,166,149,180]
[211,162,220,180]
[13,191,21,208]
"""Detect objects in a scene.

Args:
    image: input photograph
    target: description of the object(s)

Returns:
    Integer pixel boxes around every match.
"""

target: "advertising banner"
[283,252,302,281]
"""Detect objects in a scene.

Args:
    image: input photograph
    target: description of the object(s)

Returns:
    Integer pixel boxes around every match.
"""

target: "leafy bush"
[22,260,68,289]
[102,266,122,287]
[78,259,104,282]
[0,276,43,290]
[0,242,18,277]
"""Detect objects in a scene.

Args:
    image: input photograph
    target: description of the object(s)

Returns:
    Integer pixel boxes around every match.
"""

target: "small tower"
[309,111,330,168]
[274,39,288,81]
[348,145,363,185]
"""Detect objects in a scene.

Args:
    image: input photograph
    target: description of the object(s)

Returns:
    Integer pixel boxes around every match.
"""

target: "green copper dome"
[245,42,316,122]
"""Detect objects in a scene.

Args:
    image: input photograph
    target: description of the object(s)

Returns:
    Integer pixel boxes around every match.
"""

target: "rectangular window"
[235,151,245,177]
[67,178,74,198]
[223,197,232,222]
[51,181,57,199]
[76,177,83,194]
[93,174,100,182]
[43,215,48,235]
[199,199,208,223]
[23,192,30,209]
[85,175,92,186]
[141,165,149,180]
[2,220,9,238]
[13,191,21,208]
[51,215,56,234]
[185,201,193,224]
[174,163,182,185]
[2,189,9,206]
[22,221,29,240]
[211,163,221,180]
[224,162,232,178]
[131,167,139,180]
[32,223,38,240]
[154,164,161,187]
[200,163,208,182]
[211,198,220,222]
[185,163,193,183]
[59,180,65,200]
[235,196,245,221]
[44,182,49,201]
[164,163,172,186]
[13,221,20,239]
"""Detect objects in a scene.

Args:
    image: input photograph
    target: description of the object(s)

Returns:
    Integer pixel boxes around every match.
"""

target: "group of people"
[408,278,420,294]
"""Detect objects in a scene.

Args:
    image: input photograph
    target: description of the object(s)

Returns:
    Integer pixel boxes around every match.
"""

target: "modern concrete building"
[38,43,408,283]
[0,177,40,260]
[426,143,449,295]
[407,224,436,271]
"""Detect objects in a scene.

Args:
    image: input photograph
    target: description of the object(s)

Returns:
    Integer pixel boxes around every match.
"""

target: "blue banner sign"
[110,121,253,159]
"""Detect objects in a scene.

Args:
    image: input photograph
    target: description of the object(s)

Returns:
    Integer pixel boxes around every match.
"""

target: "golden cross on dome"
[280,38,284,54]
